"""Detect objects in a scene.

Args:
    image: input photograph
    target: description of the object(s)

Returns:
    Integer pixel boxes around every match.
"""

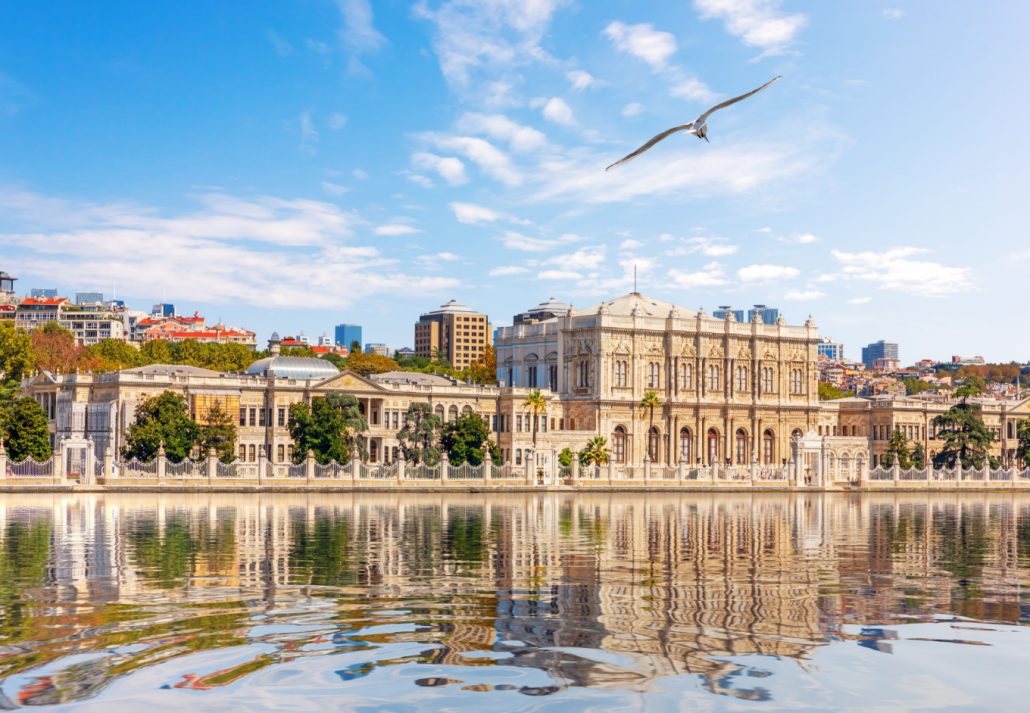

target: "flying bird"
[605,76,782,171]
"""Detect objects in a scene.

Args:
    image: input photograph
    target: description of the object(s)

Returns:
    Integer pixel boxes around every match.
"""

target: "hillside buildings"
[414,299,492,369]
[818,337,844,362]
[862,340,899,370]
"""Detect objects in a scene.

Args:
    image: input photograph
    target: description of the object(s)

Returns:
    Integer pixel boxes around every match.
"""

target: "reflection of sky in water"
[0,492,1029,710]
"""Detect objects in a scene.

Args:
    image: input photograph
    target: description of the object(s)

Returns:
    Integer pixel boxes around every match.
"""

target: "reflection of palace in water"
[2,493,1029,696]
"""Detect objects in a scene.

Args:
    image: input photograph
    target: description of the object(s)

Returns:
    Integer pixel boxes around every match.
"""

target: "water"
[1,493,1029,711]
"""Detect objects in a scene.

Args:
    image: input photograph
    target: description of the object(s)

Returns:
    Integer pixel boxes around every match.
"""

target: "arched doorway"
[647,426,660,463]
[707,428,720,465]
[762,429,775,464]
[612,426,627,463]
[735,428,748,465]
[679,427,693,463]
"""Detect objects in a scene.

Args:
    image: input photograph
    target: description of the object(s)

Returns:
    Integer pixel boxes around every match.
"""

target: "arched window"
[577,360,590,388]
[680,362,693,390]
[735,428,748,464]
[736,366,748,392]
[761,367,774,393]
[648,426,660,463]
[612,426,627,463]
[679,427,693,463]
[448,405,458,423]
[762,429,774,464]
[707,428,720,465]
[614,360,628,388]
[434,404,445,421]
[791,428,803,441]
[647,361,660,388]
[790,368,804,394]
[707,364,720,391]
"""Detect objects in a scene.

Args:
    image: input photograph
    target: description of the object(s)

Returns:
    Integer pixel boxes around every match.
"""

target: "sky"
[1,1,1028,363]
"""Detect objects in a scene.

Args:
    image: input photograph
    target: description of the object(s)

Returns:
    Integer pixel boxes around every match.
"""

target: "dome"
[246,356,340,380]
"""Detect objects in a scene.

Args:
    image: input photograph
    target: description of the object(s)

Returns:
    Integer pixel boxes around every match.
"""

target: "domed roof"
[246,356,339,380]
[575,292,695,319]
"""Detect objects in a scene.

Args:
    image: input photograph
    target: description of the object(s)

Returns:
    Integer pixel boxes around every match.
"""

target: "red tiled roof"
[19,297,67,307]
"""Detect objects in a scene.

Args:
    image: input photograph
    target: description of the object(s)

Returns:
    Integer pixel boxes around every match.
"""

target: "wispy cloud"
[883,8,905,19]
[299,110,319,155]
[784,288,825,301]
[737,264,800,282]
[621,102,644,117]
[668,262,729,289]
[266,30,294,57]
[830,247,973,296]
[337,0,387,73]
[546,246,606,270]
[489,265,529,277]
[498,230,583,252]
[375,223,421,236]
[694,0,808,56]
[603,21,677,70]
[419,133,522,186]
[455,113,547,152]
[533,96,576,126]
[320,181,348,196]
[328,113,348,130]
[411,151,468,185]
[566,69,598,90]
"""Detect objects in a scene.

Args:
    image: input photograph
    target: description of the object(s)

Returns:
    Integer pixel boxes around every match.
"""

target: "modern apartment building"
[861,340,899,369]
[14,296,127,345]
[414,299,492,369]
[818,337,845,362]
[334,323,362,349]
[713,304,781,325]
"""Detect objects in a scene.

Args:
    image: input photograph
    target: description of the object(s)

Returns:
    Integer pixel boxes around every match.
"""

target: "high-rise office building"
[414,299,492,369]
[364,343,390,357]
[818,337,844,362]
[713,304,780,324]
[335,323,362,349]
[152,303,175,317]
[75,291,104,305]
[861,340,899,369]
[31,288,58,298]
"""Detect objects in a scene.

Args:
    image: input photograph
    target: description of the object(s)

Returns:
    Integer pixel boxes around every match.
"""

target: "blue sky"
[1,1,1028,363]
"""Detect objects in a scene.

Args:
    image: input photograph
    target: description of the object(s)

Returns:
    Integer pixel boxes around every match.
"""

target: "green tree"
[818,382,850,401]
[911,442,927,469]
[199,402,237,462]
[345,351,399,376]
[87,339,144,371]
[464,345,497,385]
[955,375,986,400]
[1,398,52,462]
[287,393,367,464]
[1016,420,1030,468]
[30,321,86,374]
[0,322,34,383]
[396,402,442,465]
[640,390,661,460]
[140,339,173,364]
[881,428,912,469]
[558,447,575,469]
[579,436,610,466]
[349,339,361,355]
[903,378,933,396]
[441,412,498,465]
[523,389,547,452]
[122,391,201,463]
[932,402,997,469]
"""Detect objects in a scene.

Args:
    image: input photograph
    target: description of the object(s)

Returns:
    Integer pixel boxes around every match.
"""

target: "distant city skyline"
[1,3,1028,360]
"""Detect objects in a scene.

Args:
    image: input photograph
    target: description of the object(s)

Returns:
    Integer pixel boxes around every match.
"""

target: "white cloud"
[793,232,819,244]
[538,269,583,281]
[538,97,576,126]
[455,113,547,152]
[450,202,500,224]
[0,188,458,309]
[320,181,349,196]
[407,174,434,188]
[547,246,606,270]
[621,102,644,117]
[603,21,677,70]
[620,239,644,250]
[421,134,522,186]
[299,110,319,155]
[737,264,800,282]
[411,151,468,185]
[830,247,973,296]
[489,265,529,276]
[667,236,739,257]
[499,230,583,252]
[352,168,369,180]
[375,223,421,236]
[670,77,717,104]
[414,0,563,89]
[566,70,597,90]
[668,262,729,289]
[694,0,808,54]
[783,289,825,301]
[436,251,459,261]
[883,8,905,19]
[848,296,872,305]
[328,113,348,130]
[337,0,387,72]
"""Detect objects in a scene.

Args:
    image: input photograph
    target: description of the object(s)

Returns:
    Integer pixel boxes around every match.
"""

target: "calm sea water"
[0,493,1028,711]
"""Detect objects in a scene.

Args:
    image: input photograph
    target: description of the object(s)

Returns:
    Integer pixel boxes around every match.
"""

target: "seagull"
[605,75,782,171]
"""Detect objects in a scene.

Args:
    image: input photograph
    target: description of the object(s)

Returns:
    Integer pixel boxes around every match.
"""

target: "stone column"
[156,442,167,481]
[257,445,267,485]
[305,449,315,483]
[607,456,615,485]
[644,457,652,484]
[892,460,900,485]
[103,447,114,480]
[351,454,361,483]
[397,452,406,484]
[441,450,450,484]
[550,447,558,485]
[571,455,579,486]
[206,448,217,482]
[523,449,533,486]
[482,447,492,483]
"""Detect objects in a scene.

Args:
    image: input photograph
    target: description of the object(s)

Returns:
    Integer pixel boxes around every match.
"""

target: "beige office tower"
[414,299,492,369]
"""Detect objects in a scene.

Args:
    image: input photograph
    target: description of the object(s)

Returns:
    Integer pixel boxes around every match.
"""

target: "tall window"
[647,362,660,388]
[761,367,774,393]
[277,407,286,427]
[707,364,720,391]
[736,366,748,392]
[614,360,627,388]
[763,430,774,464]
[680,363,693,390]
[707,428,720,465]
[735,429,748,464]
[527,365,538,388]
[578,361,590,388]
[679,427,692,462]
[612,426,626,463]
[790,368,804,394]
[549,364,558,391]
[648,427,660,463]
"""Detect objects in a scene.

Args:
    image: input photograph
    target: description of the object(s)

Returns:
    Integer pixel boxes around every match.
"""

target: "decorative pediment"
[763,350,776,360]
[707,345,723,358]
[612,341,631,356]
[316,370,390,392]
[679,345,697,358]
[736,348,752,360]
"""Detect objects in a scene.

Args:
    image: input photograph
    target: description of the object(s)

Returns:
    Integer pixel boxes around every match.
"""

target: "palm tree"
[640,389,662,462]
[579,436,610,466]
[523,389,547,452]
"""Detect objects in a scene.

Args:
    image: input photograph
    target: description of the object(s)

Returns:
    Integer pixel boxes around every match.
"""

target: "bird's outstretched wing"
[695,75,781,126]
[605,123,695,171]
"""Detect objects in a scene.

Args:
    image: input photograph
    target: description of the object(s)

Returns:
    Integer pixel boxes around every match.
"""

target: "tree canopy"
[0,322,34,384]
[1,397,52,462]
[579,436,611,466]
[122,391,201,463]
[396,402,442,465]
[1017,420,1030,468]
[931,402,997,469]
[881,428,912,469]
[199,401,237,463]
[818,382,853,401]
[287,393,367,464]
[441,412,498,465]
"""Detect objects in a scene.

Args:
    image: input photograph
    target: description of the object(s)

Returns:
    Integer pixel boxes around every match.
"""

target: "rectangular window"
[240,407,247,426]
[278,408,286,427]
[277,444,285,462]
[516,414,523,432]
[259,408,266,427]
[249,407,256,427]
